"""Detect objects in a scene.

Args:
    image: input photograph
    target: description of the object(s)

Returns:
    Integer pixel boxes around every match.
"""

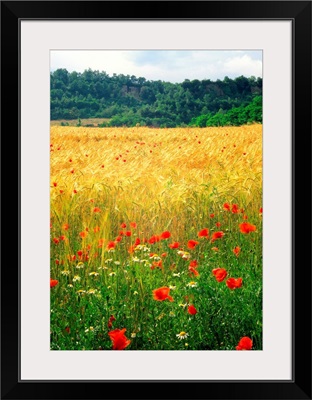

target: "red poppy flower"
[128,245,135,254]
[187,240,199,249]
[169,242,180,249]
[259,207,263,214]
[189,260,198,268]
[151,260,163,270]
[53,182,57,187]
[223,203,231,211]
[108,328,131,350]
[77,250,83,257]
[188,305,197,315]
[211,231,224,242]
[226,277,243,289]
[233,246,241,257]
[115,236,122,242]
[236,336,253,350]
[94,226,100,233]
[98,238,106,247]
[50,279,58,288]
[215,222,221,228]
[125,231,132,237]
[93,207,101,213]
[130,222,137,228]
[108,315,116,329]
[65,326,70,334]
[211,247,219,251]
[189,267,199,276]
[152,287,174,302]
[79,231,88,239]
[231,204,239,214]
[120,223,127,228]
[107,241,116,250]
[239,222,256,234]
[210,213,215,218]
[148,235,160,244]
[160,231,171,239]
[134,238,141,246]
[198,228,209,238]
[212,268,227,282]
[53,238,59,244]
[55,259,60,265]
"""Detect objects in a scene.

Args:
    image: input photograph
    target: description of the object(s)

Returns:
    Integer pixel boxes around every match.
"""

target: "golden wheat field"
[50,124,262,240]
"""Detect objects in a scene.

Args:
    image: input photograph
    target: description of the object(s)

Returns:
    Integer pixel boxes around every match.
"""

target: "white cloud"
[222,54,262,78]
[50,50,262,83]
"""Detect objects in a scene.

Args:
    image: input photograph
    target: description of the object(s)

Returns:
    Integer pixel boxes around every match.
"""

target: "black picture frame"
[1,1,311,399]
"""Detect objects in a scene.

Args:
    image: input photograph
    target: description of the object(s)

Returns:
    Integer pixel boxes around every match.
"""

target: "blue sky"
[50,50,262,83]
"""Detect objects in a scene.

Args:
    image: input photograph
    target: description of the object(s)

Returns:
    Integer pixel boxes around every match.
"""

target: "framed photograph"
[1,1,311,399]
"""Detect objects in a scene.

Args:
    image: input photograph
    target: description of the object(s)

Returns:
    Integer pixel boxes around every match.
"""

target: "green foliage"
[51,69,262,127]
[189,96,262,127]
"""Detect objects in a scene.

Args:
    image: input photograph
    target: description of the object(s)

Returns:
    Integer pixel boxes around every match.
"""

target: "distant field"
[50,118,111,127]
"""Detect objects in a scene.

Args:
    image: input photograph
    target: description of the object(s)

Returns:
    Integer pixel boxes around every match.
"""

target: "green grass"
[50,200,262,351]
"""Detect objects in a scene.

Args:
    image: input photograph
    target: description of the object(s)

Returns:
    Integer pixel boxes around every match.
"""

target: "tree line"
[51,68,262,127]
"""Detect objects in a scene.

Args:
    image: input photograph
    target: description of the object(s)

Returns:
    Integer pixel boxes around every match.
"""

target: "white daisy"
[169,311,175,317]
[176,331,189,340]
[182,252,191,260]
